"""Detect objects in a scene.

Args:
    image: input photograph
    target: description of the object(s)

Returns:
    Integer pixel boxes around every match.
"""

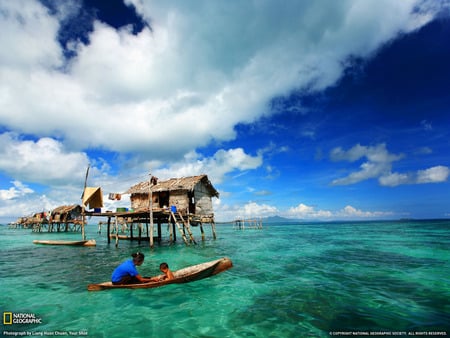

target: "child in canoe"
[158,262,174,281]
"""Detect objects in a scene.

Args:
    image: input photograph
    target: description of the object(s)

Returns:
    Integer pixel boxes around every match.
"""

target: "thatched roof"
[125,174,219,198]
[51,205,82,215]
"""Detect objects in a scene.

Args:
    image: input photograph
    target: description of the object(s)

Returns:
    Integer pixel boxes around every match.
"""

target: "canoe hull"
[87,257,232,291]
[33,239,96,246]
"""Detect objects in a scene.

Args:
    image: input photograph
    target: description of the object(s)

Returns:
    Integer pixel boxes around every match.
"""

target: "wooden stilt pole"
[211,220,217,240]
[169,219,173,243]
[157,219,162,243]
[115,216,119,248]
[138,223,142,244]
[200,223,205,241]
[173,222,177,242]
[107,217,111,244]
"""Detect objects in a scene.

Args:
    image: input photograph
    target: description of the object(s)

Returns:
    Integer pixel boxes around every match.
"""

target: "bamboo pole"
[149,174,154,248]
[81,165,90,241]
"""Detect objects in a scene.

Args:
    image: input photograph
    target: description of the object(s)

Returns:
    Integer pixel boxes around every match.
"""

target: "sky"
[1,0,450,223]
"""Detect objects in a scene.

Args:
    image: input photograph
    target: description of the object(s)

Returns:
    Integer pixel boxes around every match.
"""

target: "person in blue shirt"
[111,252,156,285]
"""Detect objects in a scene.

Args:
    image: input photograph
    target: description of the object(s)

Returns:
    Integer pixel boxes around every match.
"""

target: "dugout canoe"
[87,257,232,291]
[33,239,96,246]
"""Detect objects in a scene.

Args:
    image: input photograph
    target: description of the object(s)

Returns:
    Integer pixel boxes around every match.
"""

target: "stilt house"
[125,174,219,217]
[50,205,83,223]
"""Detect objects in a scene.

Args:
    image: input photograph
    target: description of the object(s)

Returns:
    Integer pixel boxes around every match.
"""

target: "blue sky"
[1,0,449,222]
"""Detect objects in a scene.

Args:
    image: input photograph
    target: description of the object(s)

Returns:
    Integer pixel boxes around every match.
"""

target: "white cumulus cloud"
[0,0,440,158]
[287,203,333,219]
[0,133,89,185]
[0,181,34,201]
[153,148,262,184]
[416,165,450,184]
[337,205,392,218]
[331,143,403,185]
[330,143,449,187]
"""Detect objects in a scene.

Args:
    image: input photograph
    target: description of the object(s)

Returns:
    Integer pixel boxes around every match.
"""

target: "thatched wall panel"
[169,191,189,213]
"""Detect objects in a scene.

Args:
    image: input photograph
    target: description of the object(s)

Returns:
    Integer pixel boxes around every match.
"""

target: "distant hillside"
[216,215,300,224]
[262,215,299,223]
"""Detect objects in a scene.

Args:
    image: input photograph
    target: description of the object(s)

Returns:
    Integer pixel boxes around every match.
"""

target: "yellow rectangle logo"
[3,312,12,325]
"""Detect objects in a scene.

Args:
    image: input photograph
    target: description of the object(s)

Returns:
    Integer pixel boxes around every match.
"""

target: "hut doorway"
[188,192,195,214]
[159,192,169,209]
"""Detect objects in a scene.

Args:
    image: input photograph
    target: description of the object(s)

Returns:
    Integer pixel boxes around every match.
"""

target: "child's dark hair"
[132,252,145,263]
[160,262,169,269]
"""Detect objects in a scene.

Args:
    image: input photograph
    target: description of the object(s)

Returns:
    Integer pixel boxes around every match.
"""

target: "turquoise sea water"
[1,220,449,337]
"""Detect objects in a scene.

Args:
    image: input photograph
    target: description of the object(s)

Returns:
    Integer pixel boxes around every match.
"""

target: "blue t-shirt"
[111,259,139,282]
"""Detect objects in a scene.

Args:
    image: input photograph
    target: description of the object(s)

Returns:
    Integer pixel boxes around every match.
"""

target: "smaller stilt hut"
[48,205,83,232]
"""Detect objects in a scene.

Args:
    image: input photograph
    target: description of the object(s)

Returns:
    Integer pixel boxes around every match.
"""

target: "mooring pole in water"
[107,217,111,244]
[115,216,119,248]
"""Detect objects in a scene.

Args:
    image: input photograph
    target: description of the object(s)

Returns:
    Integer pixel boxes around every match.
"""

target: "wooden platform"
[91,209,216,248]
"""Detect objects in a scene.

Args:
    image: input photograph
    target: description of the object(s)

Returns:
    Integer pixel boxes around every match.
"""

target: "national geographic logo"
[3,312,12,325]
[3,312,42,325]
